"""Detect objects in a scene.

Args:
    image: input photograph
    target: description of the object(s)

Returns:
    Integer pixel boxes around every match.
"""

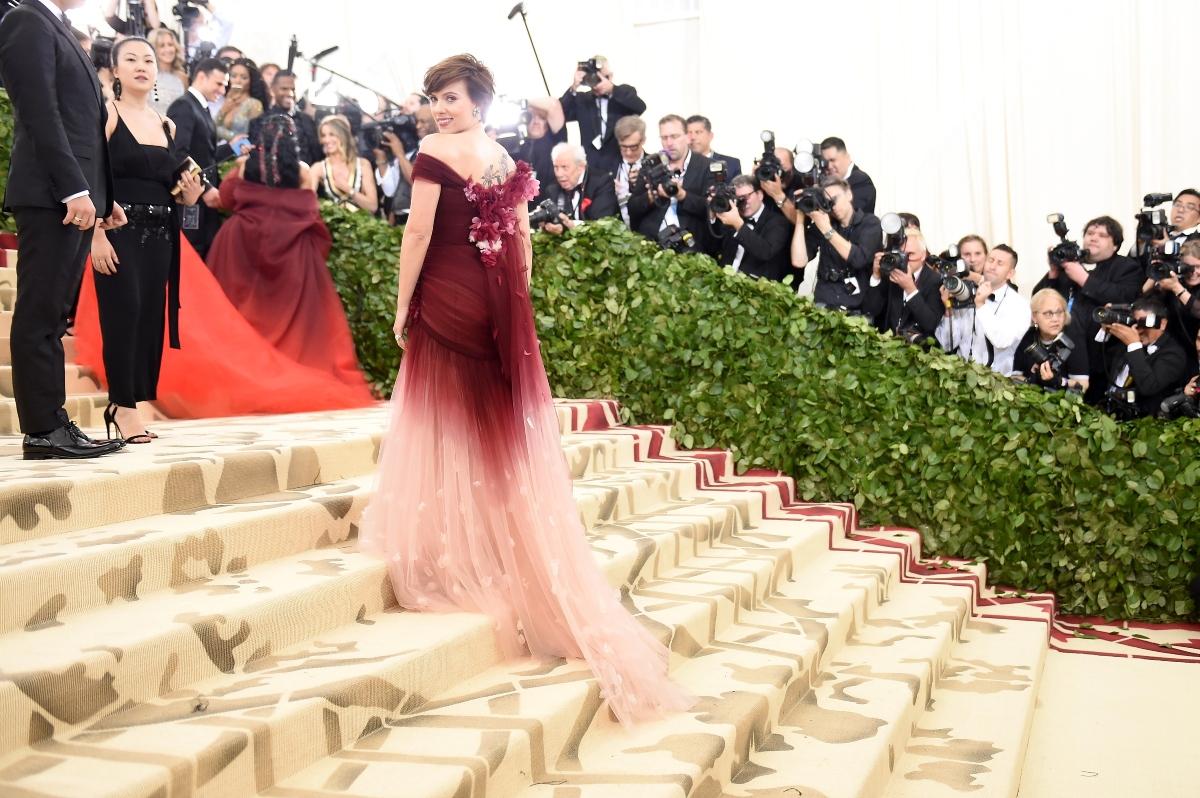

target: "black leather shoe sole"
[22,442,125,460]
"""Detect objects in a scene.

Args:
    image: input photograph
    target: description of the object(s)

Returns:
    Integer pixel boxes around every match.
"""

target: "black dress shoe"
[23,426,124,460]
[66,417,124,448]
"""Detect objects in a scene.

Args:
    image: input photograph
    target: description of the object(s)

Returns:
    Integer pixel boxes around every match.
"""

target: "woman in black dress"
[89,37,204,442]
[1011,288,1090,393]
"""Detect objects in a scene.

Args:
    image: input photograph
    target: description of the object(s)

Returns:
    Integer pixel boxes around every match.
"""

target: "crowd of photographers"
[508,55,1199,423]
[55,27,1200,421]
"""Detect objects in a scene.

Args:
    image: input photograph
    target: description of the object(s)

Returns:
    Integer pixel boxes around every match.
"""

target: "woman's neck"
[117,93,151,111]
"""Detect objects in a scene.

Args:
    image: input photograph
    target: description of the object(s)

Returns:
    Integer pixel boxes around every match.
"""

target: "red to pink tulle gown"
[359,153,692,725]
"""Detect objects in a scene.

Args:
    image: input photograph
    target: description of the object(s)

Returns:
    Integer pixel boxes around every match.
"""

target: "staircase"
[0,257,1051,798]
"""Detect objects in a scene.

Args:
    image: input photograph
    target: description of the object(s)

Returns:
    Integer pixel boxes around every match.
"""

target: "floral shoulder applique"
[463,161,539,267]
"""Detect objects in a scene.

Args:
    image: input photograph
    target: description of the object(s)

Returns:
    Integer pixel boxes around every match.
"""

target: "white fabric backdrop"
[222,0,1197,295]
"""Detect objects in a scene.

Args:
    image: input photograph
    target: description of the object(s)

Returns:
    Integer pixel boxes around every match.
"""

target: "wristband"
[823,229,835,241]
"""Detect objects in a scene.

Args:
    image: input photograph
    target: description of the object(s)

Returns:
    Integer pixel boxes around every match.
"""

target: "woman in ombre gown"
[358,54,691,726]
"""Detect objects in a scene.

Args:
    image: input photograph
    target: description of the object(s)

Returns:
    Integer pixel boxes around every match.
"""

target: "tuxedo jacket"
[711,152,742,179]
[716,205,793,282]
[1105,334,1190,416]
[167,90,233,185]
[543,167,620,222]
[0,0,113,214]
[864,265,945,337]
[627,152,716,251]
[846,166,876,214]
[560,84,646,175]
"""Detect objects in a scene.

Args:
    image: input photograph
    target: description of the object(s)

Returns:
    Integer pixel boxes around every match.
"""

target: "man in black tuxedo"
[538,142,619,235]
[559,56,645,175]
[0,0,125,459]
[167,57,234,259]
[249,70,322,166]
[627,114,716,252]
[821,137,876,214]
[1101,293,1190,418]
[1033,215,1143,404]
[712,175,793,282]
[686,115,742,179]
[864,225,944,341]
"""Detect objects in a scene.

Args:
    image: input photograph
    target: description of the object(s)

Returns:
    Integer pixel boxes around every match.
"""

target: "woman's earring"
[153,81,160,102]
[472,107,481,120]
[112,78,122,100]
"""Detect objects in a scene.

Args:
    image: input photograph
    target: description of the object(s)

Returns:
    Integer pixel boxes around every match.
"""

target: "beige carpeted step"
[0,309,10,336]
[0,335,77,367]
[0,263,14,286]
[0,363,99,399]
[0,391,109,436]
[0,285,13,311]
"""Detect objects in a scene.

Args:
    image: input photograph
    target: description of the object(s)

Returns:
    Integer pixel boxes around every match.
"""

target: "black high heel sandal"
[104,403,153,444]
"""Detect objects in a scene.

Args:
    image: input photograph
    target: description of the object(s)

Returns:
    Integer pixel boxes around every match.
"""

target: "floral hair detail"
[463,161,539,268]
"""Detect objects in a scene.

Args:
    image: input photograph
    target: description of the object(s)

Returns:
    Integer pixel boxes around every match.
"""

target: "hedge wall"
[323,213,1198,621]
[0,90,13,233]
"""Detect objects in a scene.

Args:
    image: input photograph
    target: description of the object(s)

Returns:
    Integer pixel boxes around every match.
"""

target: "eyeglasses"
[734,193,756,202]
[618,142,644,152]
[1172,201,1200,213]
[1036,309,1066,318]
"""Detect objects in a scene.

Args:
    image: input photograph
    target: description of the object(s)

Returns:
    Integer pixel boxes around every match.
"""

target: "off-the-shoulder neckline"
[417,152,527,190]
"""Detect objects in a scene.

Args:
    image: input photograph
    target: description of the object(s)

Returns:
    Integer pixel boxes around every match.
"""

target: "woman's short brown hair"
[423,54,495,116]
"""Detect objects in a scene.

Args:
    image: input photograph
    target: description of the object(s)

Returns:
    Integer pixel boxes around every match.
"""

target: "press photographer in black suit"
[0,0,125,459]
[864,225,944,341]
[686,115,741,178]
[1033,215,1142,404]
[559,56,645,175]
[820,137,876,214]
[711,175,792,282]
[538,142,619,235]
[790,177,882,308]
[1101,292,1190,419]
[627,114,715,251]
[167,57,236,258]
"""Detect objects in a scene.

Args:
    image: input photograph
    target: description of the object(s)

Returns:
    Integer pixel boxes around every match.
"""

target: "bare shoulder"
[417,133,449,157]
[478,145,516,188]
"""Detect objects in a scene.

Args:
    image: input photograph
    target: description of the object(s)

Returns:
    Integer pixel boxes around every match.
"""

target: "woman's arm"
[354,157,379,213]
[308,161,324,193]
[393,178,442,333]
[517,201,533,287]
[790,214,809,272]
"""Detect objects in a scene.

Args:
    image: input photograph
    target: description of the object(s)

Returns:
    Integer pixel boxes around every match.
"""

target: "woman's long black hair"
[244,113,301,189]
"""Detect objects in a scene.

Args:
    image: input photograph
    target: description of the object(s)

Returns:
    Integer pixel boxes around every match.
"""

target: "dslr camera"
[1092,304,1137,326]
[361,112,420,156]
[1024,336,1074,375]
[707,162,737,214]
[657,224,697,253]
[576,58,603,90]
[1147,239,1190,282]
[754,130,783,183]
[639,152,679,207]
[1047,213,1088,267]
[528,198,562,228]
[791,139,828,189]
[878,212,908,277]
[793,187,832,216]
[930,245,976,305]
[1159,388,1200,420]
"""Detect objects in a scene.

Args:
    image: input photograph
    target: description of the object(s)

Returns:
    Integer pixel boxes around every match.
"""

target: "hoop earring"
[112,78,122,100]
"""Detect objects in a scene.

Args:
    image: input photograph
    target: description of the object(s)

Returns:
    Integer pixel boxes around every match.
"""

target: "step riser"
[0,336,78,367]
[0,365,99,399]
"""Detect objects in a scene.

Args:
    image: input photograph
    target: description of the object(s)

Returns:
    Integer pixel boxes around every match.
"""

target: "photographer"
[1101,292,1190,419]
[558,56,646,175]
[1153,239,1200,337]
[1034,215,1142,403]
[686,115,741,178]
[946,244,1030,375]
[613,115,647,227]
[537,143,619,235]
[790,177,882,308]
[516,106,567,205]
[712,175,791,282]
[864,225,944,341]
[175,1,234,65]
[820,137,876,214]
[627,114,715,252]
[102,0,161,36]
[1012,289,1090,392]
[375,106,435,225]
[759,147,807,223]
[935,235,988,353]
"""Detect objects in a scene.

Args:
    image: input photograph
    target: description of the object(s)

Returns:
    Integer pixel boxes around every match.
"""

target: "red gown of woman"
[74,233,375,418]
[358,154,692,726]
[205,173,369,390]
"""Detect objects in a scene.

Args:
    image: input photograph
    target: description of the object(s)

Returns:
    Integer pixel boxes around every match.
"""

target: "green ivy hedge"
[319,213,1197,621]
[0,90,14,233]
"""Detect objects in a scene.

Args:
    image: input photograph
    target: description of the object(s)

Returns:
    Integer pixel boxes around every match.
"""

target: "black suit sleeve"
[907,276,946,335]
[850,173,877,214]
[0,11,88,200]
[1080,256,1143,306]
[167,99,198,164]
[679,164,713,218]
[584,174,619,220]
[606,84,646,118]
[1033,270,1072,299]
[733,214,789,263]
[863,279,887,322]
[846,216,883,272]
[1126,343,1187,398]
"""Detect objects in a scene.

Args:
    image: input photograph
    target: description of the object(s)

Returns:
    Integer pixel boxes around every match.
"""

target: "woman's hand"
[393,305,409,349]
[1037,360,1055,383]
[91,231,119,276]
[177,170,204,205]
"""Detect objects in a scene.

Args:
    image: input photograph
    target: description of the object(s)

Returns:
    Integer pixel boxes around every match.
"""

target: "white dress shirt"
[967,283,1030,375]
[660,151,691,231]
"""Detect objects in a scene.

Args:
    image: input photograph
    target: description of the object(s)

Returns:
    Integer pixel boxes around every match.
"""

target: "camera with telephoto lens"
[1093,304,1137,326]
[657,224,696,253]
[1159,389,1200,420]
[1103,386,1142,421]
[528,199,561,228]
[754,130,783,183]
[361,112,420,156]
[791,139,828,189]
[877,212,908,276]
[794,187,832,216]
[707,162,737,214]
[1047,213,1089,267]
[639,152,679,207]
[576,58,603,90]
